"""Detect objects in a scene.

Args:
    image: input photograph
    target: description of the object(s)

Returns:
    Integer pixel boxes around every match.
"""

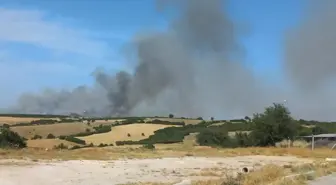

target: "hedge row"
[115,122,251,146]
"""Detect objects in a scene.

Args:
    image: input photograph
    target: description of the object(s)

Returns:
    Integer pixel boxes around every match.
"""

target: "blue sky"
[0,0,306,107]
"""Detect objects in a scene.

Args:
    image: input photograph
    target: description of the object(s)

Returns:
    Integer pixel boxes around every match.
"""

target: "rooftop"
[301,134,336,138]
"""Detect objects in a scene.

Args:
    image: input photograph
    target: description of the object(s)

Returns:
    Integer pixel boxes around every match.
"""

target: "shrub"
[61,136,86,145]
[31,134,43,140]
[141,133,145,136]
[197,117,203,120]
[98,143,108,147]
[197,129,238,148]
[150,119,185,126]
[127,133,131,137]
[115,140,135,146]
[53,143,67,150]
[233,132,254,147]
[142,143,155,150]
[46,133,55,139]
[169,114,174,118]
[93,125,111,134]
[2,124,10,128]
[0,127,27,148]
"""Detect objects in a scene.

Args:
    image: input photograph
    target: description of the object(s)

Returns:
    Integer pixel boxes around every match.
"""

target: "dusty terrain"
[0,155,311,185]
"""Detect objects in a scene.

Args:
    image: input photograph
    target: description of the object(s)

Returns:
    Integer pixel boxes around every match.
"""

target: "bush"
[2,124,10,128]
[234,132,254,147]
[30,119,57,125]
[169,114,174,118]
[61,136,86,145]
[53,143,67,150]
[141,133,145,136]
[46,133,55,139]
[0,127,27,148]
[127,133,131,137]
[197,129,238,148]
[93,125,111,134]
[98,143,109,147]
[31,134,43,140]
[115,140,135,146]
[142,143,155,150]
[150,119,185,126]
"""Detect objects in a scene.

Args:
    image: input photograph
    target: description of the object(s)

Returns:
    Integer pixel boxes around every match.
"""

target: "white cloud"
[0,8,111,57]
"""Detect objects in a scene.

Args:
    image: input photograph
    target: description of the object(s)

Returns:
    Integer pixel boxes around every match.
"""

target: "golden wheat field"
[27,139,81,149]
[10,122,93,139]
[77,123,180,145]
[0,116,60,125]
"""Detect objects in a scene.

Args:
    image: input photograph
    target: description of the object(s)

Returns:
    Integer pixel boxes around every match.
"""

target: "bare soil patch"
[0,155,311,185]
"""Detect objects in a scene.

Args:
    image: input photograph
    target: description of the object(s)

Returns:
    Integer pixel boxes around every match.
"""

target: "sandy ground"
[0,155,311,185]
[308,173,336,185]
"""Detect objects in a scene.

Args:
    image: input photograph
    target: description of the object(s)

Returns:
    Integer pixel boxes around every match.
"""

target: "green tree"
[197,129,237,148]
[0,127,27,148]
[250,103,298,146]
[169,114,174,118]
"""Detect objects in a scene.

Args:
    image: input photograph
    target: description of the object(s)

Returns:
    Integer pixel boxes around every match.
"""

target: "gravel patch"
[0,155,311,185]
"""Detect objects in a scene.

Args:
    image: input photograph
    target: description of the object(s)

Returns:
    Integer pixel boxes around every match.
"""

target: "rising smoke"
[8,0,336,120]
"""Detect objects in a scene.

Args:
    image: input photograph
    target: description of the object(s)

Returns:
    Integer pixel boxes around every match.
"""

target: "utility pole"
[311,134,315,151]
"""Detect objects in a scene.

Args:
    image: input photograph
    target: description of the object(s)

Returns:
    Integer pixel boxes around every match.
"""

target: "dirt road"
[0,156,310,185]
[308,173,336,185]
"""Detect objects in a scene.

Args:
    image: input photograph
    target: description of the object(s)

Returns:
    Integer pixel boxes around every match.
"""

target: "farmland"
[10,122,93,139]
[1,103,336,185]
[77,123,181,145]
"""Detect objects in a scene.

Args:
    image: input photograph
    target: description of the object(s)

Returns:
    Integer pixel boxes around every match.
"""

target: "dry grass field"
[146,117,202,125]
[77,123,180,145]
[121,161,336,185]
[0,116,60,125]
[10,122,93,139]
[27,139,82,149]
[1,146,335,161]
[0,147,335,185]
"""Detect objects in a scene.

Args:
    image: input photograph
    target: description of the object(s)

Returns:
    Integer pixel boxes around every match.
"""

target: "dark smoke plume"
[8,0,336,120]
[282,0,336,120]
